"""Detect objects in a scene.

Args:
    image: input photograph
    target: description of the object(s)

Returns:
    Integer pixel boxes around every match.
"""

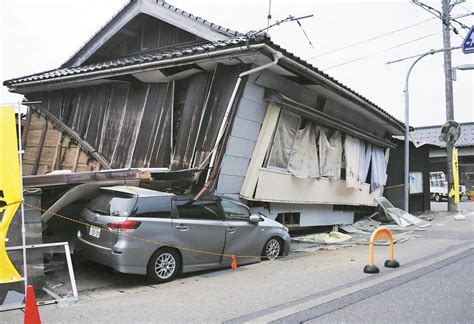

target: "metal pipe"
[387,46,453,212]
[15,102,28,295]
[404,51,434,212]
[204,51,284,182]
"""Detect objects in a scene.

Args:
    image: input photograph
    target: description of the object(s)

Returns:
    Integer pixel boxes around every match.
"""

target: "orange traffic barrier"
[24,285,41,324]
[231,255,237,270]
[363,227,400,274]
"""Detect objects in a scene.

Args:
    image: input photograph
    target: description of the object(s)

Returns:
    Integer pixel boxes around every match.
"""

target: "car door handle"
[176,225,189,231]
[226,227,236,234]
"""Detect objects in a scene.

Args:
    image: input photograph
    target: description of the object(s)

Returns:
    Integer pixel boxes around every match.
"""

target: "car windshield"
[87,191,137,217]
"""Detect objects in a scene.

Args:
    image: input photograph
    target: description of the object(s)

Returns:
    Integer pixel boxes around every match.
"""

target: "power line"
[322,32,440,71]
[306,17,436,61]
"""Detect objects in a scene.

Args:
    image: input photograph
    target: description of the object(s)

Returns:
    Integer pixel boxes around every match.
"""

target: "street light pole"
[404,51,435,212]
[441,0,457,212]
[389,46,458,212]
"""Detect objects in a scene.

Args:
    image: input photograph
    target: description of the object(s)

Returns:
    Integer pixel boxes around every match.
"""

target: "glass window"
[221,200,250,220]
[87,191,137,217]
[176,201,221,220]
[135,197,171,218]
[267,110,300,169]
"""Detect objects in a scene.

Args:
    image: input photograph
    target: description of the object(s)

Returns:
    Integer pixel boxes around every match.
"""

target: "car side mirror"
[249,215,260,224]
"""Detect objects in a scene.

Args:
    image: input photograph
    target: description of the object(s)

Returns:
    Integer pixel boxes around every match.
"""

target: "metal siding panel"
[236,98,266,123]
[220,155,249,176]
[131,83,172,168]
[193,64,243,163]
[225,136,256,159]
[299,210,354,227]
[171,73,210,170]
[215,174,245,194]
[98,83,129,161]
[85,85,112,149]
[254,168,382,206]
[242,81,265,104]
[230,116,261,141]
[111,83,149,168]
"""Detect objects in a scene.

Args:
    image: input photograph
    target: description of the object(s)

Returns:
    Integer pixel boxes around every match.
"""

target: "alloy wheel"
[265,238,281,260]
[154,252,176,279]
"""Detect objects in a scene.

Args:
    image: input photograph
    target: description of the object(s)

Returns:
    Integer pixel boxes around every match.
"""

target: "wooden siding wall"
[86,14,204,64]
[22,111,102,175]
[26,64,242,175]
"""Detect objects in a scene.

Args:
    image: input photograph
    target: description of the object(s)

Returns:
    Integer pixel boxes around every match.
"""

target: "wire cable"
[322,32,440,71]
[306,17,436,61]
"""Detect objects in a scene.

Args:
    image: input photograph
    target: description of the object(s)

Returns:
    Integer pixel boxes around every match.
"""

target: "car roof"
[99,186,174,198]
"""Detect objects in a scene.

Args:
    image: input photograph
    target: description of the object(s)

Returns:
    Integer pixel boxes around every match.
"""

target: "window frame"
[172,199,223,221]
[220,199,251,221]
[265,109,302,171]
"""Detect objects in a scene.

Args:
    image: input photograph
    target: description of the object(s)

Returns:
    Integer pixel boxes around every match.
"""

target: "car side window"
[134,197,171,218]
[221,200,250,221]
[175,201,221,220]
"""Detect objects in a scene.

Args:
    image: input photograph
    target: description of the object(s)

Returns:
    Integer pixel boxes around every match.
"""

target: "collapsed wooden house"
[4,0,405,227]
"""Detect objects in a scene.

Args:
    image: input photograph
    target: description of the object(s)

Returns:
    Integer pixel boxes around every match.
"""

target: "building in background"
[411,122,474,192]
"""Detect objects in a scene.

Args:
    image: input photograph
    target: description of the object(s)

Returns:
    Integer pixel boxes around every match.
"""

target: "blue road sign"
[462,26,474,54]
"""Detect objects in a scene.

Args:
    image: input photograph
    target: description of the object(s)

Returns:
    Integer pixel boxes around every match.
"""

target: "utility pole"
[441,0,456,212]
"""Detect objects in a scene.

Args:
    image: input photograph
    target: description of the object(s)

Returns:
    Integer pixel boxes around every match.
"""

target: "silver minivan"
[75,186,290,283]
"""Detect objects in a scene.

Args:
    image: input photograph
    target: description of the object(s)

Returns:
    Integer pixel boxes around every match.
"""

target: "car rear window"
[87,191,137,217]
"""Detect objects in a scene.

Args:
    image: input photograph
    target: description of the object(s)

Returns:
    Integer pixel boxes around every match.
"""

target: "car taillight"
[107,221,141,231]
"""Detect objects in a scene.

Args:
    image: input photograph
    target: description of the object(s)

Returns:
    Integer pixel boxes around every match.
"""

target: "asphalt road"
[1,209,473,323]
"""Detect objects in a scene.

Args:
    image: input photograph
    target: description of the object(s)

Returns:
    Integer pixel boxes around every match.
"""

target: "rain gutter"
[6,44,267,92]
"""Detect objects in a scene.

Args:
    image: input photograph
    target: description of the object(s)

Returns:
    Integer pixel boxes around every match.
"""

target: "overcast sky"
[1,0,473,127]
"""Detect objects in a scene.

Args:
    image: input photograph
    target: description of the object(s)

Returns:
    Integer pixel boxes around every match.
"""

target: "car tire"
[434,194,441,202]
[262,237,282,260]
[147,248,180,284]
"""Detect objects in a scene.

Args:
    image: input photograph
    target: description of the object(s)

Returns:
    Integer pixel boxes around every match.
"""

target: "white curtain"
[268,110,300,169]
[344,135,362,188]
[322,130,343,180]
[288,123,320,178]
[319,128,334,177]
[371,146,388,192]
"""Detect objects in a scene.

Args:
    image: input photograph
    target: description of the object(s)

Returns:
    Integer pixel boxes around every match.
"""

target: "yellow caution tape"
[25,202,269,260]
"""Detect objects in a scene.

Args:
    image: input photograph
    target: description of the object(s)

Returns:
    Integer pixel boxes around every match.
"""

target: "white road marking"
[245,243,474,323]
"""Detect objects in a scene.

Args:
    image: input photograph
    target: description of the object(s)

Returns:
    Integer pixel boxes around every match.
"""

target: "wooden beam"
[32,120,48,175]
[72,144,81,173]
[29,104,111,169]
[50,132,63,171]
[22,112,32,148]
[119,28,138,37]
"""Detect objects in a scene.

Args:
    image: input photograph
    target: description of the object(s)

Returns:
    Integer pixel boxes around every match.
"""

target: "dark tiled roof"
[3,37,248,85]
[411,122,474,148]
[3,35,404,130]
